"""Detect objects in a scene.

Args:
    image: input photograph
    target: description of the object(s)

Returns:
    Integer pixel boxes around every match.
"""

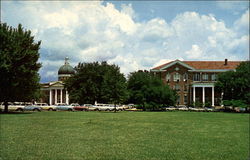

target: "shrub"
[205,102,212,108]
[231,100,248,108]
[223,100,232,106]
[194,101,203,108]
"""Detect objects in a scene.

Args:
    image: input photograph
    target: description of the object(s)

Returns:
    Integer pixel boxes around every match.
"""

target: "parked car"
[8,102,26,112]
[74,104,89,111]
[36,103,56,111]
[0,102,33,112]
[165,106,177,111]
[87,104,99,111]
[55,103,75,111]
[116,105,126,111]
[125,108,143,111]
[189,107,205,112]
[93,104,115,111]
[24,105,42,112]
[205,107,214,112]
[178,106,189,111]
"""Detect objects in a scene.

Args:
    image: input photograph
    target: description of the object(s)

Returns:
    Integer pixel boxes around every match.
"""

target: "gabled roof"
[40,81,64,88]
[152,60,242,71]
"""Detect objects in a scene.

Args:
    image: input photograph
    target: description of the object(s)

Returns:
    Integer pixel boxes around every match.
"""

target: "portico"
[192,83,214,106]
[40,81,69,105]
[39,57,74,105]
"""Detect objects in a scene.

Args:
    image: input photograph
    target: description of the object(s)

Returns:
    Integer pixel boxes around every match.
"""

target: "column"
[49,89,52,105]
[212,86,214,107]
[66,90,69,105]
[55,89,57,105]
[193,86,196,103]
[202,87,205,106]
[60,89,63,104]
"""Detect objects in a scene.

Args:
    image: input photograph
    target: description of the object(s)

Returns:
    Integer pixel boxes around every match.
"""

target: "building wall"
[156,63,221,106]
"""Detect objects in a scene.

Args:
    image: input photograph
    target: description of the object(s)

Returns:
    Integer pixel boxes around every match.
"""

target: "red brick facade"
[151,59,241,106]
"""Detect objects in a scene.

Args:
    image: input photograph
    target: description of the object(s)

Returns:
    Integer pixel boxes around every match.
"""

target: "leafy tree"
[65,61,128,106]
[0,23,41,112]
[215,61,250,106]
[127,70,177,110]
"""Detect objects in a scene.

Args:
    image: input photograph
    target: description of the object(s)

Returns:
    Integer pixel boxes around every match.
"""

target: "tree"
[0,23,41,112]
[65,61,128,106]
[215,61,250,107]
[127,70,177,110]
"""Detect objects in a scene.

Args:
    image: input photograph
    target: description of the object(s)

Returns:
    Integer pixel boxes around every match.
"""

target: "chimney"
[224,59,228,65]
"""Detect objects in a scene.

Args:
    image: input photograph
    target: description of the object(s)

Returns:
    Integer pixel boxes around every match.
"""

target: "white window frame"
[193,73,200,81]
[211,74,217,81]
[183,73,188,81]
[202,73,209,81]
[166,73,171,81]
[174,73,180,81]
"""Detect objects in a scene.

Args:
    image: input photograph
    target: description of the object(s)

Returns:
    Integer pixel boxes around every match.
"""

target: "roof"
[58,65,75,75]
[152,60,242,70]
[58,57,75,75]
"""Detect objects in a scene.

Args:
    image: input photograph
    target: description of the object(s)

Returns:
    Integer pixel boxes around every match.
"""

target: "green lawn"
[0,111,249,160]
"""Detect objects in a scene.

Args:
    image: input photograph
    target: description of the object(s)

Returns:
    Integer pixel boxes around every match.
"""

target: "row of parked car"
[165,106,215,112]
[0,102,133,112]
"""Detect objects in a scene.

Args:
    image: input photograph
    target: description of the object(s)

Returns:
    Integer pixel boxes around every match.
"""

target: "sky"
[1,1,249,82]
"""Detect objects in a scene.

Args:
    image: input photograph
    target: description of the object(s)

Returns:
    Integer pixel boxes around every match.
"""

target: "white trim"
[193,87,196,103]
[192,83,214,88]
[160,60,195,70]
[202,87,205,105]
[49,89,52,105]
[150,69,165,72]
[58,74,71,77]
[188,69,235,72]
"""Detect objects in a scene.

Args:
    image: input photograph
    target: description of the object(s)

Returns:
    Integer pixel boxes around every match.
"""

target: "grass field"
[0,111,249,160]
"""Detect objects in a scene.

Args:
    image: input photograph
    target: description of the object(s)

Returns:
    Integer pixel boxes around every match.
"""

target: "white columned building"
[39,57,75,105]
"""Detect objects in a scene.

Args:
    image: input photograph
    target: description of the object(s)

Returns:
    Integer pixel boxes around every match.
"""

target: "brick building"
[151,59,241,106]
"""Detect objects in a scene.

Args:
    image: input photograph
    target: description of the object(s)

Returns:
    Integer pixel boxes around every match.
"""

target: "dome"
[58,57,75,75]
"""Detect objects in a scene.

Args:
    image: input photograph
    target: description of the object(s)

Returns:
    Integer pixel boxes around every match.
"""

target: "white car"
[165,106,177,111]
[189,107,205,112]
[55,103,75,111]
[178,106,189,111]
[36,103,56,111]
[93,104,115,111]
[0,102,30,112]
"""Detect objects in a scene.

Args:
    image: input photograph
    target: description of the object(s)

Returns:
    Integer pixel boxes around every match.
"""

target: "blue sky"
[1,1,249,82]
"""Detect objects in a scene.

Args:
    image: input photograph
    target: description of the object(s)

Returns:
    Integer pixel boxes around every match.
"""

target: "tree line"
[65,62,177,111]
[1,23,249,112]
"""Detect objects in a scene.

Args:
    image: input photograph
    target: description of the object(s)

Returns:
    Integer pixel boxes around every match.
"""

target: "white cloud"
[185,45,203,59]
[2,1,249,82]
[234,9,249,36]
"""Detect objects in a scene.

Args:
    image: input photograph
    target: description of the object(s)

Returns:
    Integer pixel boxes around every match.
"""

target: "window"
[211,74,217,81]
[184,84,188,91]
[193,73,200,81]
[174,73,180,81]
[184,95,188,104]
[174,84,180,91]
[177,96,180,105]
[202,74,209,81]
[183,73,188,81]
[166,73,171,81]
